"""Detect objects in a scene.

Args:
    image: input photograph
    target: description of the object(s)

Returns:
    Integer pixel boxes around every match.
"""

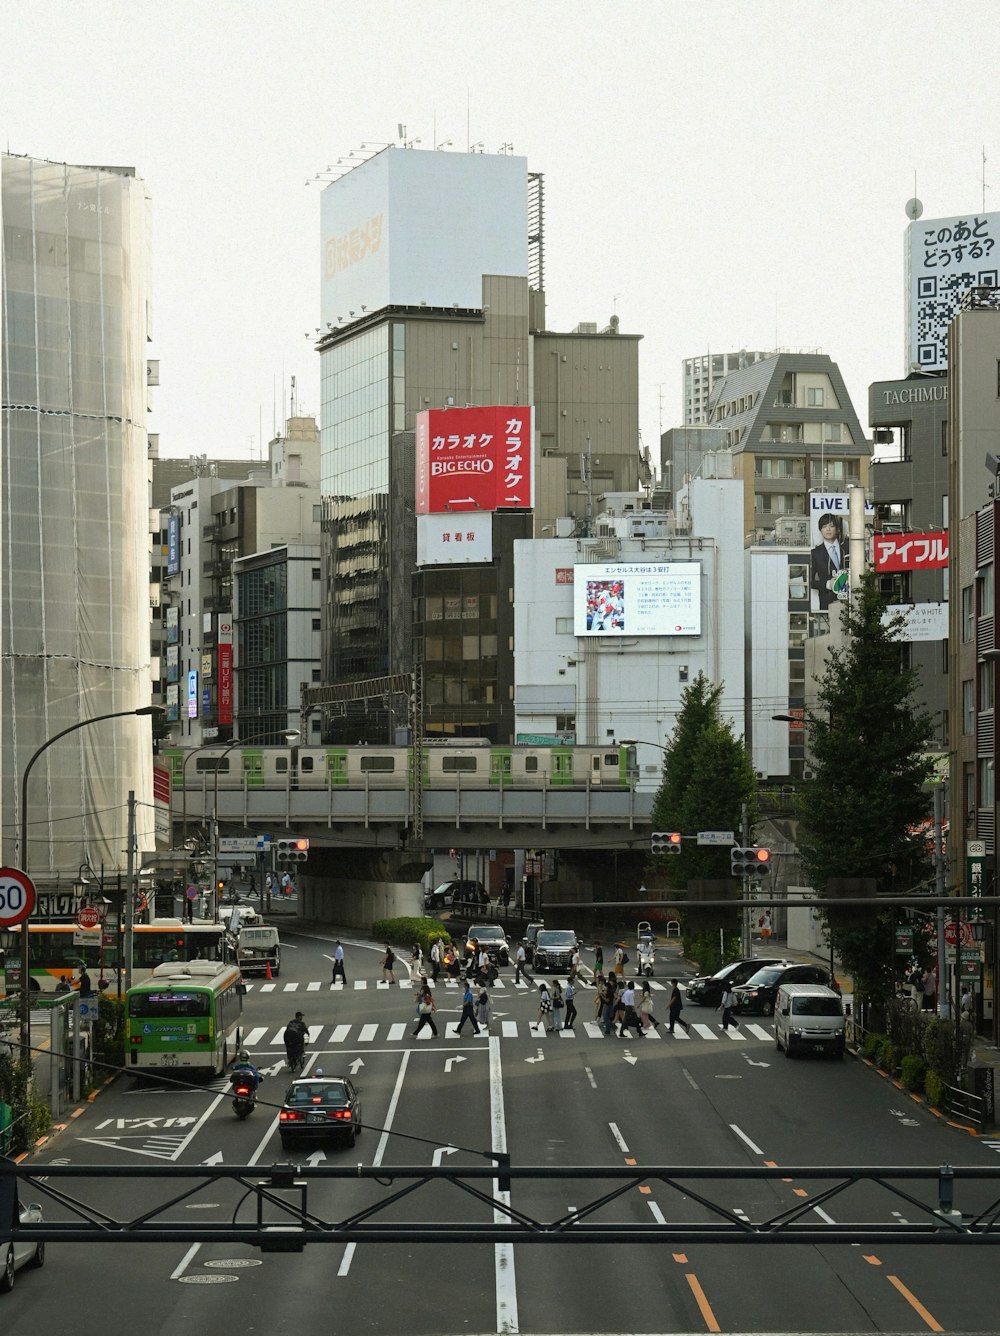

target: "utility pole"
[741,802,752,957]
[933,784,947,1017]
[124,790,136,994]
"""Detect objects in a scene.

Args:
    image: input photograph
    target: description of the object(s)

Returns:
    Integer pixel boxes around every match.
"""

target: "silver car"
[1,1199,45,1293]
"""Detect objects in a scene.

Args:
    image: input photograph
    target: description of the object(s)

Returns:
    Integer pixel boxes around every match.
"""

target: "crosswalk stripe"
[331,1024,351,1044]
[243,1027,268,1047]
[584,1022,603,1038]
[357,1024,378,1042]
[251,1019,776,1046]
[306,981,322,991]
[258,983,276,993]
[387,1023,407,1041]
[745,1023,772,1041]
[284,982,299,991]
[501,1020,517,1037]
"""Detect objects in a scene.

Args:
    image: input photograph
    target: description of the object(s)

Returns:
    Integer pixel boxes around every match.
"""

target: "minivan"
[774,983,845,1058]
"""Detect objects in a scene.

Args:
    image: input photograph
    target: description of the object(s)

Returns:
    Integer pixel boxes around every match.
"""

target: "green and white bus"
[124,959,243,1076]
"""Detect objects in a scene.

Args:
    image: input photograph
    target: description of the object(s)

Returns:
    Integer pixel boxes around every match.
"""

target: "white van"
[774,983,845,1058]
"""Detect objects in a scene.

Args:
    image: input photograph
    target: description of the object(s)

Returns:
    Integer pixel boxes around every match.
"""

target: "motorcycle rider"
[230,1050,263,1092]
[283,1011,308,1070]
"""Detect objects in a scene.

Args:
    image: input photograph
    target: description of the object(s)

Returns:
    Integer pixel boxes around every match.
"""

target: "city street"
[8,926,1000,1334]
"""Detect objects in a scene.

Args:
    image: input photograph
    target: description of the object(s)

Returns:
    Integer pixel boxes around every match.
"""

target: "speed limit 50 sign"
[0,866,37,927]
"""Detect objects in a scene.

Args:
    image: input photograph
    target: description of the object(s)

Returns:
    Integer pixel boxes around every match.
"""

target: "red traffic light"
[753,848,771,865]
[292,838,310,852]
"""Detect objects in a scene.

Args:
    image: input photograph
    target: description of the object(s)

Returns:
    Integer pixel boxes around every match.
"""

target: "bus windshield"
[128,990,211,1019]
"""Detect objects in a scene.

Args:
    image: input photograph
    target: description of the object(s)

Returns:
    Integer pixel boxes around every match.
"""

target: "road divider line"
[608,1122,630,1153]
[685,1272,722,1332]
[490,1035,519,1334]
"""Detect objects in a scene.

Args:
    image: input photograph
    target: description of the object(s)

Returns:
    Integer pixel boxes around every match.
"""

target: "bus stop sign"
[0,866,36,928]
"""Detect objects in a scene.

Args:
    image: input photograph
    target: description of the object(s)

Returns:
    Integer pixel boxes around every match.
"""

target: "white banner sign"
[883,602,949,641]
[416,512,493,565]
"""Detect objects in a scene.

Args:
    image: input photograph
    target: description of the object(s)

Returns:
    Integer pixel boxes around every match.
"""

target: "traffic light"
[651,831,682,855]
[216,878,226,892]
[731,846,771,878]
[276,837,310,864]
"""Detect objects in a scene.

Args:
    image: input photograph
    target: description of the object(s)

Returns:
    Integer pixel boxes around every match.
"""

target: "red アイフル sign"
[873,532,949,571]
[415,406,533,514]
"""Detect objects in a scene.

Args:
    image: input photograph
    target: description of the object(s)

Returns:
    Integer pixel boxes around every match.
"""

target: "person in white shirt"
[514,941,528,984]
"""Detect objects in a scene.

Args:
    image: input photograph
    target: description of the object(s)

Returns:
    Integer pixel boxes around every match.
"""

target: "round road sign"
[944,920,973,948]
[0,866,37,928]
[77,904,102,930]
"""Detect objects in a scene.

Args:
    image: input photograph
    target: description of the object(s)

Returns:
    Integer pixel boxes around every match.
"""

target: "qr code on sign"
[916,269,999,366]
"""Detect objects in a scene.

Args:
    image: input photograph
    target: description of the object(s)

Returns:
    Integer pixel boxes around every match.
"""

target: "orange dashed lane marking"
[685,1272,722,1333]
[887,1274,944,1332]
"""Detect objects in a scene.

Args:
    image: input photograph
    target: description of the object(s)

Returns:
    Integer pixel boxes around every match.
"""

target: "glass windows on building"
[756,457,805,479]
[413,567,500,736]
[319,325,391,498]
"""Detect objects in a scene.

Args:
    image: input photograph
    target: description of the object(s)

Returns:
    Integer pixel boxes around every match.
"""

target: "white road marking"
[490,1036,519,1333]
[609,1122,630,1153]
[729,1123,763,1156]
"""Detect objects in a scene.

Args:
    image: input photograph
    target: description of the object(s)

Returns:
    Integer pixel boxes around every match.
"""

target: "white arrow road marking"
[349,1058,365,1073]
[305,1150,327,1165]
[444,1056,466,1073]
[622,1050,638,1065]
[432,1145,458,1166]
[202,1151,224,1164]
[525,1048,544,1064]
[742,1054,770,1068]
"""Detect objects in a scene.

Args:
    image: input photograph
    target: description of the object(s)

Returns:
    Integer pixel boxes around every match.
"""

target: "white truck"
[236,924,281,977]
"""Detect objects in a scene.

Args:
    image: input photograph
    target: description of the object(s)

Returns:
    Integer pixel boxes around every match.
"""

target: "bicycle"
[285,1044,306,1075]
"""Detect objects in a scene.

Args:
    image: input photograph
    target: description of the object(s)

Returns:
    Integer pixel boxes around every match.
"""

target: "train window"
[442,756,478,772]
[275,756,289,774]
[360,756,396,772]
[603,753,620,766]
[195,756,227,774]
[524,756,539,772]
[300,755,315,773]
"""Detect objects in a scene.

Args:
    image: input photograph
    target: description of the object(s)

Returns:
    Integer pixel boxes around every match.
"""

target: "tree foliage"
[796,573,935,1004]
[650,672,757,970]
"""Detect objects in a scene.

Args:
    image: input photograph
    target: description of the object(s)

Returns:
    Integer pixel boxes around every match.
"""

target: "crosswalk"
[240,1017,777,1047]
[245,977,669,994]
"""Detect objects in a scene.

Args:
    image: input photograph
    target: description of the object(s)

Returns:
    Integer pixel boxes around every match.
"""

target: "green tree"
[650,672,757,970]
[796,572,935,1005]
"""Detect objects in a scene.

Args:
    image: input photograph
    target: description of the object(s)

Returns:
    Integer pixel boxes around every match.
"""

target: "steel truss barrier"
[3,1161,1000,1251]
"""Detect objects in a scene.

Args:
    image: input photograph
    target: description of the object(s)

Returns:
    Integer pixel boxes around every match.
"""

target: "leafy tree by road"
[796,573,935,1004]
[649,672,757,970]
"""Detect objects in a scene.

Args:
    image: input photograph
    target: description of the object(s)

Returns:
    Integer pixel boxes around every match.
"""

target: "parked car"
[465,924,510,967]
[685,957,786,1008]
[732,962,836,1017]
[531,929,578,973]
[424,880,487,911]
[278,1074,362,1150]
[1,1198,45,1293]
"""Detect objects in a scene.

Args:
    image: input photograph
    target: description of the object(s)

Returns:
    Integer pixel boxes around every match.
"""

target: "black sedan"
[685,957,785,1007]
[731,963,835,1017]
[278,1074,362,1150]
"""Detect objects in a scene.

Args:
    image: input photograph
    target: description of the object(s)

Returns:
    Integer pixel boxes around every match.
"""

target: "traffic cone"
[265,962,272,980]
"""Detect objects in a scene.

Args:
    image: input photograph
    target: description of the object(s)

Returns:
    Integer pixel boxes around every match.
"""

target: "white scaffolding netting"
[2,154,155,884]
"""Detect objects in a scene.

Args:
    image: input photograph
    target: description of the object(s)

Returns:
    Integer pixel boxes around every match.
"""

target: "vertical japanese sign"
[415,406,534,514]
[907,212,1000,371]
[218,618,234,727]
[152,765,171,849]
[187,670,198,719]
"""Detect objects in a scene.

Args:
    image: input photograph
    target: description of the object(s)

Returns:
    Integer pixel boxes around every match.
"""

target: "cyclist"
[283,1011,308,1071]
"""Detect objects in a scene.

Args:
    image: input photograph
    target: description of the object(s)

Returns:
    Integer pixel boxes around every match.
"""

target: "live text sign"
[0,866,37,927]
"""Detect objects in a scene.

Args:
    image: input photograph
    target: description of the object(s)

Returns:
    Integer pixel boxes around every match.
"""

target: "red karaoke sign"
[415,406,533,514]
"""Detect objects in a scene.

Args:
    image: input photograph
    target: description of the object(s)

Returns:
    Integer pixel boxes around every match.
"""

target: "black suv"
[685,957,785,1008]
[731,963,837,1017]
[531,929,578,973]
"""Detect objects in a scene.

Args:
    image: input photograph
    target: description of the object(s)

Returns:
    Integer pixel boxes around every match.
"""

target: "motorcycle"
[230,1065,260,1119]
[636,921,656,978]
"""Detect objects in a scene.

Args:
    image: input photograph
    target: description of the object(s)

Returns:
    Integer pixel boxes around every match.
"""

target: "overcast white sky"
[5,2,998,463]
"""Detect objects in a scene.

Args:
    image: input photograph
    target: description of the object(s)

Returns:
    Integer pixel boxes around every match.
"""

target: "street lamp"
[17,705,163,1059]
[210,728,299,919]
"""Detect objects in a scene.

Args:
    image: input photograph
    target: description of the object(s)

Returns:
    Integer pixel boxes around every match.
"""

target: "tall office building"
[315,148,641,741]
[1,154,156,884]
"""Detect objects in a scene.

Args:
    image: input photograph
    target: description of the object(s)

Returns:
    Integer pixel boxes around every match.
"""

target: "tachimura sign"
[415,406,534,514]
[873,531,949,571]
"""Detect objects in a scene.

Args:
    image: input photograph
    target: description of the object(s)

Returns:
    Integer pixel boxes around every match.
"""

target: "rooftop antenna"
[982,145,990,213]
[290,374,297,418]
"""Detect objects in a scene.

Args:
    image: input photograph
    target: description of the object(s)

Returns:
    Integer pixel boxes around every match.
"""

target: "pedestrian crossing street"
[239,976,777,1046]
[241,1018,775,1045]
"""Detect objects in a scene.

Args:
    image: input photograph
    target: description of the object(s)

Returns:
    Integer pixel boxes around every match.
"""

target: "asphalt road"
[8,925,1000,1334]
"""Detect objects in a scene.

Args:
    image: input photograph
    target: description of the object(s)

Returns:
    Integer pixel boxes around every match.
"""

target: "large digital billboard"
[320,149,528,326]
[573,563,701,637]
[906,210,999,371]
[415,406,533,513]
